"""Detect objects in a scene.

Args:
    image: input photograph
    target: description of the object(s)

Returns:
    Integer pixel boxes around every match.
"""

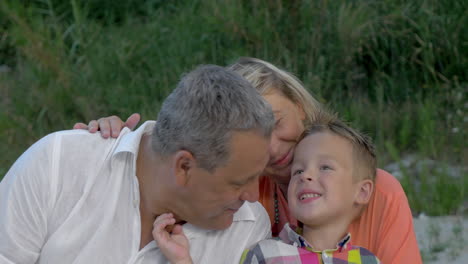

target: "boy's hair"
[303,111,377,182]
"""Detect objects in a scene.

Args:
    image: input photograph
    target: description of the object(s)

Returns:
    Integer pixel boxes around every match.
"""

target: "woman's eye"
[275,118,282,127]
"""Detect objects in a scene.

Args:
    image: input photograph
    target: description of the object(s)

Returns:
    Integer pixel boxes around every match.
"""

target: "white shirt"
[0,121,271,264]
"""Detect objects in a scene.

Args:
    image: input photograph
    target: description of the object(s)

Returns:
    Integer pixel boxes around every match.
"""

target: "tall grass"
[0,0,466,215]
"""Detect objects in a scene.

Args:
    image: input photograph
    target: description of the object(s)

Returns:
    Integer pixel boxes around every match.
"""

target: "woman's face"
[262,90,306,185]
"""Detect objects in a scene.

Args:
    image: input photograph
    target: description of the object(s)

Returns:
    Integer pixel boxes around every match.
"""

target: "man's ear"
[355,179,374,205]
[172,150,195,187]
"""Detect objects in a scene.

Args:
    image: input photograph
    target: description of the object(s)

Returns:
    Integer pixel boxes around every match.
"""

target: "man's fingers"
[124,113,141,130]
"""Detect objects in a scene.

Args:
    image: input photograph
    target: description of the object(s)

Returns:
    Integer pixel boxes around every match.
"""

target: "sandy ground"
[414,215,468,263]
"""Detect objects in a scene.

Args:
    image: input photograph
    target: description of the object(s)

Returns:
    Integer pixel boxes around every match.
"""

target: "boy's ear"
[173,150,195,187]
[355,179,374,205]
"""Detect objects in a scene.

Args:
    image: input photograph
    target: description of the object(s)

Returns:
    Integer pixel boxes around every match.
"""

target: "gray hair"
[152,65,275,171]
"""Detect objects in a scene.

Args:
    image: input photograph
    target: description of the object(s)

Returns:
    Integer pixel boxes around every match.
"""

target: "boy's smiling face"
[287,131,364,227]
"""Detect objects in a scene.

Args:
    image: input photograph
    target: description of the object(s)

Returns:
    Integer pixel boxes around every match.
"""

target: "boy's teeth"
[300,193,321,200]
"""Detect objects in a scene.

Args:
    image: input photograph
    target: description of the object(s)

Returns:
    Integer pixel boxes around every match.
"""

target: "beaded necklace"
[274,190,280,225]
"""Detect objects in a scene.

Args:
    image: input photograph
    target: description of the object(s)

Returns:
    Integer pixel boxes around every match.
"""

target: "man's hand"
[152,213,192,264]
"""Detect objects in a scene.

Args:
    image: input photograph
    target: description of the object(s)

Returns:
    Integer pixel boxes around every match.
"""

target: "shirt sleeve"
[372,170,422,264]
[0,133,57,263]
[349,169,422,264]
[376,191,422,264]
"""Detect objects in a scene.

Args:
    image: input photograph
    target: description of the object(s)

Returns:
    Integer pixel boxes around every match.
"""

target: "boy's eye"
[319,165,332,171]
[292,169,304,176]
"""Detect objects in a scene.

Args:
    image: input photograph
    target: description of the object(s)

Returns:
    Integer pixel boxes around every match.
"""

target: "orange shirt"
[259,169,422,264]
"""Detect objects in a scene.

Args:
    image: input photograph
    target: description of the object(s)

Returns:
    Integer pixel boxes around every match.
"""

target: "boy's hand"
[152,213,192,264]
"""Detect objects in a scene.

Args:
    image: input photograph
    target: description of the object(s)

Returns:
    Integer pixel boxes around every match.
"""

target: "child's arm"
[152,213,193,264]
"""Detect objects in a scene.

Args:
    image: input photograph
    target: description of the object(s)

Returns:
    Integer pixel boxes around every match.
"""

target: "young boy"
[152,113,381,264]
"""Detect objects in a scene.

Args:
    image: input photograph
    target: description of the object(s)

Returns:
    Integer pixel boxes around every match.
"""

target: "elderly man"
[0,65,275,263]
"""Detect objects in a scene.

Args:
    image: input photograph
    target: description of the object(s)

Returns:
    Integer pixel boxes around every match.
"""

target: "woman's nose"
[268,132,281,156]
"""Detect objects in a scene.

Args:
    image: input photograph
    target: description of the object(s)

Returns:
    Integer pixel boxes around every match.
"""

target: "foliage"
[0,0,466,214]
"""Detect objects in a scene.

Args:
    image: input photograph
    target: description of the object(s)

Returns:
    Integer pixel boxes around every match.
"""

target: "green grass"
[0,0,466,215]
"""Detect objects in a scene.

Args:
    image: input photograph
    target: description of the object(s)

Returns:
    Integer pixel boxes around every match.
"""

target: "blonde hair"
[228,57,322,127]
[303,111,377,182]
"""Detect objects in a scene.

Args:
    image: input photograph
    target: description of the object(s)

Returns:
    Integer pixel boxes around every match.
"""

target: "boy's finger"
[154,219,176,237]
[171,224,184,235]
[153,213,174,227]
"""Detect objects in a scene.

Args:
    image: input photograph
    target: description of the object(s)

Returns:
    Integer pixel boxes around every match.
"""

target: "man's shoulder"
[52,129,119,149]
[11,129,132,195]
[3,130,111,175]
[47,127,141,162]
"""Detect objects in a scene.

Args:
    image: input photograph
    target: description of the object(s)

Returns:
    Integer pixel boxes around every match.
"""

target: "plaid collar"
[278,223,352,253]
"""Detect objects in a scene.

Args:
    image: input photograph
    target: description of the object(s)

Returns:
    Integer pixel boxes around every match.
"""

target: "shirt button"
[133,200,139,208]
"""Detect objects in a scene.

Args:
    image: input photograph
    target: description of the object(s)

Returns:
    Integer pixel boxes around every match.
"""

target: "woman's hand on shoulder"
[72,113,141,138]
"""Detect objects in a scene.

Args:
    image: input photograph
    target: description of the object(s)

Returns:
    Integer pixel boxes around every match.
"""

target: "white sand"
[414,215,468,263]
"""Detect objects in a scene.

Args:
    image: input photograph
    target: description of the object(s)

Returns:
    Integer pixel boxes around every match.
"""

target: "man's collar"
[233,201,257,222]
[279,223,352,252]
[182,201,258,239]
[112,121,156,157]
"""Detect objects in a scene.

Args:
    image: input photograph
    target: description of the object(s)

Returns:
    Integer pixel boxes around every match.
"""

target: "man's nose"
[239,179,260,203]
